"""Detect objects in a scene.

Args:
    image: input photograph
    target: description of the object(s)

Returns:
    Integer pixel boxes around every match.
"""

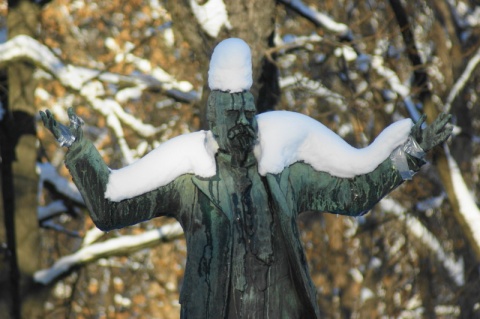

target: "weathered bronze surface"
[40,89,451,318]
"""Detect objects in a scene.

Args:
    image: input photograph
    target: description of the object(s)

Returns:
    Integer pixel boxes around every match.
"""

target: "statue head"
[207,91,258,164]
[206,38,257,165]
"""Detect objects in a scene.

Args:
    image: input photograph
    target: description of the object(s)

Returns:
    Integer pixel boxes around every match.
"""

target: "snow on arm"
[254,111,413,177]
[106,111,412,202]
[105,131,218,202]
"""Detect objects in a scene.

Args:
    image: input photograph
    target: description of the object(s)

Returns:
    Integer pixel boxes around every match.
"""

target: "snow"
[255,111,412,176]
[444,145,480,258]
[380,198,465,286]
[34,222,183,285]
[105,130,219,201]
[38,201,68,221]
[279,74,346,111]
[371,54,422,122]
[208,38,253,93]
[105,110,412,202]
[444,45,480,113]
[2,34,199,162]
[38,163,84,204]
[190,0,232,38]
[279,0,349,36]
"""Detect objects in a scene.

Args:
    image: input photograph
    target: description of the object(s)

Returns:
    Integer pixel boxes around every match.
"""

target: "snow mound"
[105,131,218,202]
[254,111,413,177]
[105,111,413,202]
[208,38,252,93]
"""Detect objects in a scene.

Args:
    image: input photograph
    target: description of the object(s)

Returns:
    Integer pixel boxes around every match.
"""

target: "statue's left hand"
[410,113,452,152]
[40,107,84,148]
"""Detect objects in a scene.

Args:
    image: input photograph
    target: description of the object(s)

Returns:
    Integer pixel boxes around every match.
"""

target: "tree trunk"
[0,1,47,318]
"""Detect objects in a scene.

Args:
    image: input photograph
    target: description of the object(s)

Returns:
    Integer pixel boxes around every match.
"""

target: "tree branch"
[0,35,199,163]
[380,198,465,287]
[34,222,184,285]
[278,0,350,37]
[0,35,199,103]
[444,45,480,113]
[388,0,480,263]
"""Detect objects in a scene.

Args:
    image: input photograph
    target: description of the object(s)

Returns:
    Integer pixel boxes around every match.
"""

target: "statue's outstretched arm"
[40,108,184,231]
[290,113,452,216]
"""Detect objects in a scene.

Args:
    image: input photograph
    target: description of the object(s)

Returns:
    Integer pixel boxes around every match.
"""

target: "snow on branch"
[34,222,184,285]
[444,45,480,113]
[189,0,232,38]
[380,198,464,286]
[37,162,84,222]
[267,33,323,63]
[444,145,480,259]
[0,35,198,163]
[38,200,68,222]
[279,0,350,36]
[280,73,346,111]
[371,55,422,121]
[0,35,198,102]
[81,227,106,247]
[38,162,84,205]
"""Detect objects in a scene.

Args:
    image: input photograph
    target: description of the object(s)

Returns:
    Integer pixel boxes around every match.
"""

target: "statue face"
[209,91,258,160]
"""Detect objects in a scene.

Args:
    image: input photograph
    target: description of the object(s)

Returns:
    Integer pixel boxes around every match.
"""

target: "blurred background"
[0,0,479,318]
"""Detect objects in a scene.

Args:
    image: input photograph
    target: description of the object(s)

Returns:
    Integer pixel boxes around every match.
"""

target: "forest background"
[0,0,480,318]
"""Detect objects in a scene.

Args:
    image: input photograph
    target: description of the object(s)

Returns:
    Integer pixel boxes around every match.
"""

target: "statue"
[40,38,452,318]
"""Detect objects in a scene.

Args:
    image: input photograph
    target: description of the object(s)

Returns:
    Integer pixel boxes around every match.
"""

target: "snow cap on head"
[208,38,253,93]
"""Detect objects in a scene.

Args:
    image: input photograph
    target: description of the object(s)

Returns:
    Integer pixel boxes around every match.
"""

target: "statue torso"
[217,153,308,319]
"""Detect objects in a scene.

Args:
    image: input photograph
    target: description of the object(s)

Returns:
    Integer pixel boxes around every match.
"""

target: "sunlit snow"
[255,111,411,176]
[105,130,219,201]
[445,145,480,258]
[105,111,412,202]
[34,222,183,285]
[208,38,253,93]
[102,37,413,202]
[190,0,232,38]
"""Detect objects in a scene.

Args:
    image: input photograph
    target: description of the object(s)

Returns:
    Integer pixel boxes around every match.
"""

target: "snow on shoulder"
[105,131,219,202]
[105,110,413,202]
[254,111,413,177]
[208,38,253,93]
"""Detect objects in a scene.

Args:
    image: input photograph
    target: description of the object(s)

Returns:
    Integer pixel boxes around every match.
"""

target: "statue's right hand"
[40,107,84,148]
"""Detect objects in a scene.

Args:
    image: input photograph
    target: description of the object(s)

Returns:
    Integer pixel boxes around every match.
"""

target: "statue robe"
[64,136,421,318]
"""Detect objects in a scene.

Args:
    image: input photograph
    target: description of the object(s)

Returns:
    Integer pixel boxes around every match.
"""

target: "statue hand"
[40,107,84,147]
[410,113,452,152]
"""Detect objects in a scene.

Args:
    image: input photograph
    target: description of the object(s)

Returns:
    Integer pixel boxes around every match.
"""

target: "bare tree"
[0,0,479,318]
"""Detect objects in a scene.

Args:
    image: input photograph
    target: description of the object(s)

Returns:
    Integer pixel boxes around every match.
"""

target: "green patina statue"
[40,38,452,318]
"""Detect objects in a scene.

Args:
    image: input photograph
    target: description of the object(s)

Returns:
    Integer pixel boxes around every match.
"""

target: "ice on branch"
[105,110,412,202]
[208,38,253,93]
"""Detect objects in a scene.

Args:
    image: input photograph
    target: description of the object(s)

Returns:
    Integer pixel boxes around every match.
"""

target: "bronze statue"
[41,38,452,318]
